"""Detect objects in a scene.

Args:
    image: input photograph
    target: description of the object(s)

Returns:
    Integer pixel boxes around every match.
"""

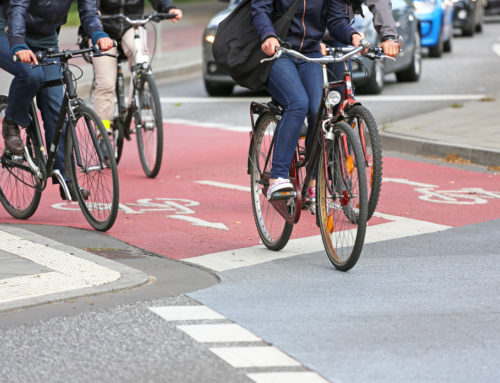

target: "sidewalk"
[0,1,498,313]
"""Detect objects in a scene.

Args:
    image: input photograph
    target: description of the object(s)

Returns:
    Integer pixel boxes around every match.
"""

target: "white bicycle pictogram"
[384,178,500,205]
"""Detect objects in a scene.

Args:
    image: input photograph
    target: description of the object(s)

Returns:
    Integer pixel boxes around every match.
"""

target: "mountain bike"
[0,46,119,231]
[330,46,392,220]
[248,45,369,271]
[99,12,176,178]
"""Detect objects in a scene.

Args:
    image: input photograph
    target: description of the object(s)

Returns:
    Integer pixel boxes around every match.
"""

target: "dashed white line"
[247,372,330,383]
[149,305,225,321]
[177,323,261,343]
[164,118,250,132]
[209,347,301,368]
[196,180,251,192]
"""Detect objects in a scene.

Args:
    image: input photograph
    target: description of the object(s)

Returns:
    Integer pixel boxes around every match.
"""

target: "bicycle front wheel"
[0,96,42,219]
[65,105,119,231]
[250,112,293,251]
[135,74,163,178]
[316,121,367,271]
[347,105,382,220]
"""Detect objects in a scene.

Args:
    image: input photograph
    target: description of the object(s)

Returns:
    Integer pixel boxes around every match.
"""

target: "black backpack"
[212,0,300,91]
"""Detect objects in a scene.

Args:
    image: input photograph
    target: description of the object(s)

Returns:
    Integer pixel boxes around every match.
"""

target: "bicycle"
[0,46,119,231]
[329,46,392,221]
[248,45,369,271]
[98,12,176,178]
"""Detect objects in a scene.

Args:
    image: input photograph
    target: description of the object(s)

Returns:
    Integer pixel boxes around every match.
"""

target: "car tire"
[396,33,422,82]
[476,20,483,33]
[356,60,384,94]
[204,80,234,97]
[428,27,443,58]
[463,22,475,36]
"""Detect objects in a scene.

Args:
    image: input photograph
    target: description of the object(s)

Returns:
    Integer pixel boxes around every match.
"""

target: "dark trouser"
[0,31,66,180]
[265,51,323,180]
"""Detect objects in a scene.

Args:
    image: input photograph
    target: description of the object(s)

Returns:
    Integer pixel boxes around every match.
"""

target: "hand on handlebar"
[262,37,280,56]
[380,38,401,58]
[351,33,370,53]
[15,49,38,65]
[169,8,183,23]
[96,37,114,52]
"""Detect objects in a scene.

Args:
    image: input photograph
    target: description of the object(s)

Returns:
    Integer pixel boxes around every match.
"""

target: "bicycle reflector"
[326,91,341,107]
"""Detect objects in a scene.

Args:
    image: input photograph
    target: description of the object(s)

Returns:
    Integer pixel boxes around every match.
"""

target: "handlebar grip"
[12,55,17,62]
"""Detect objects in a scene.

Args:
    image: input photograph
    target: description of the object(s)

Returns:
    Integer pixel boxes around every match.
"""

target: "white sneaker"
[267,177,293,200]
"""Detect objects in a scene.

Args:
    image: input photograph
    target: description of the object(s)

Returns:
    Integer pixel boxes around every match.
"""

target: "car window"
[391,0,409,10]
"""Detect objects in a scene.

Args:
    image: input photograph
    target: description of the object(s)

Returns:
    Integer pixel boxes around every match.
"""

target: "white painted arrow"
[167,215,229,231]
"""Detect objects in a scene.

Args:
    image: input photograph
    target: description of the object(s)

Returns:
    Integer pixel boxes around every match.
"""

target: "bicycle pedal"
[271,190,296,200]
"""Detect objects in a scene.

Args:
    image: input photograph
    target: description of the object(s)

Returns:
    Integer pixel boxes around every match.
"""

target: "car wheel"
[357,60,384,94]
[428,27,443,58]
[463,21,475,36]
[476,20,483,33]
[204,80,234,97]
[396,33,422,82]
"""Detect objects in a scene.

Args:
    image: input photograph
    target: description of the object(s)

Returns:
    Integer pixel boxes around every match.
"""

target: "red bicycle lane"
[1,121,498,260]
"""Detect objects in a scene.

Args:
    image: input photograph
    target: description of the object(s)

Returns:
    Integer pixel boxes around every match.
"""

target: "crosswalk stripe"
[177,323,261,343]
[247,372,330,383]
[209,347,301,368]
[149,305,225,321]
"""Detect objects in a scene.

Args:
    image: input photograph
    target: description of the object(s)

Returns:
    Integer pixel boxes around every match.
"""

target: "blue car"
[413,0,454,57]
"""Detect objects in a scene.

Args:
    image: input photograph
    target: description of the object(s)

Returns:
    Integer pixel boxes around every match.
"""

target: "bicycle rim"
[135,74,163,178]
[0,97,41,219]
[347,105,382,220]
[250,113,293,250]
[66,106,119,231]
[317,121,367,271]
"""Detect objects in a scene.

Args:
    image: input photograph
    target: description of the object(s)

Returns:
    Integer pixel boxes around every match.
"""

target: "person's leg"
[121,27,149,105]
[35,57,66,181]
[265,56,309,181]
[93,47,118,130]
[0,31,43,153]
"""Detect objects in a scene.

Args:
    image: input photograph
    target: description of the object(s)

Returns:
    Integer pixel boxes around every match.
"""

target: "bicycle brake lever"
[381,55,396,62]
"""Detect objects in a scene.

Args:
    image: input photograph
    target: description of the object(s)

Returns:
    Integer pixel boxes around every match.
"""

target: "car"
[413,0,454,57]
[202,0,240,96]
[348,0,422,94]
[485,0,500,15]
[453,0,486,36]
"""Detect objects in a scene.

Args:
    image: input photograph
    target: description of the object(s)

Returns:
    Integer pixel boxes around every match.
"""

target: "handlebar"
[13,42,117,64]
[99,12,177,26]
[261,44,396,64]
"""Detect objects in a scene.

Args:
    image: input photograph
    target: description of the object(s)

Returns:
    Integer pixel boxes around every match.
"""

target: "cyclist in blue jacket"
[0,0,113,198]
[251,0,366,200]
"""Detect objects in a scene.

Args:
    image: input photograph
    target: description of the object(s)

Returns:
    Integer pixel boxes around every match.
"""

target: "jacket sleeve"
[151,0,176,12]
[326,0,358,45]
[6,0,30,48]
[365,0,398,38]
[78,0,104,38]
[251,0,276,43]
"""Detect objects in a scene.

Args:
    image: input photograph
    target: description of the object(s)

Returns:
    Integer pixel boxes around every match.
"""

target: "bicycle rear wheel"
[316,121,367,271]
[135,73,163,178]
[347,105,382,220]
[250,112,293,251]
[65,105,119,231]
[0,96,42,219]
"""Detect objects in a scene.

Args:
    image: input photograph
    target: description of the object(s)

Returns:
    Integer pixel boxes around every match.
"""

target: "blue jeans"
[266,51,323,179]
[0,31,66,181]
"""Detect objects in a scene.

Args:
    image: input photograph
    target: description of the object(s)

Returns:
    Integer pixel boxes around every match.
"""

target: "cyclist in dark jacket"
[92,0,182,132]
[0,0,112,198]
[251,0,366,200]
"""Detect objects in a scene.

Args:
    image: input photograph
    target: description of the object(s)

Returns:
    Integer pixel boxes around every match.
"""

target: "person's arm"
[77,0,113,50]
[326,0,361,46]
[251,0,279,55]
[364,0,397,39]
[151,0,182,22]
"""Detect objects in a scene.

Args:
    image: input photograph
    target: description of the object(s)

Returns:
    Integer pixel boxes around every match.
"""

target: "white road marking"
[493,43,500,57]
[177,323,261,343]
[383,177,437,188]
[247,372,330,383]
[196,180,251,192]
[209,347,301,368]
[161,94,486,104]
[0,230,120,304]
[149,306,225,321]
[164,118,250,132]
[186,214,450,272]
[166,215,229,231]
